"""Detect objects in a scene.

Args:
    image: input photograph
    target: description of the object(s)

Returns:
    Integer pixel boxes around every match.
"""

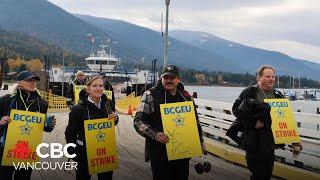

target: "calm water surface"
[185,86,320,114]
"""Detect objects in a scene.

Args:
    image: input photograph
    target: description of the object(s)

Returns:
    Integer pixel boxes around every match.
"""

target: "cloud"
[256,40,320,63]
[47,0,320,63]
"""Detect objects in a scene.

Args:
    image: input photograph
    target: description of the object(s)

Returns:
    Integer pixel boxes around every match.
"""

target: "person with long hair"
[65,75,118,180]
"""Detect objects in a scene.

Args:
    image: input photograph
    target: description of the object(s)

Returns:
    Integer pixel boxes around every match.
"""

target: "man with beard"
[133,64,205,180]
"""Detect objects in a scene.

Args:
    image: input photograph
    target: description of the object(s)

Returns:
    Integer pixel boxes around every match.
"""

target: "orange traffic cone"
[128,105,133,115]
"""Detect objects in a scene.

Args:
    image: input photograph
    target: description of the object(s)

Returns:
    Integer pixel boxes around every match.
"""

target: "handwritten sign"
[84,117,118,175]
[264,99,301,144]
[74,85,85,104]
[160,101,202,160]
[2,110,45,166]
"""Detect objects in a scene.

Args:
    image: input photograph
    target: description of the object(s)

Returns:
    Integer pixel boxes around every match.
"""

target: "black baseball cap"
[17,71,40,81]
[162,64,179,78]
[99,73,107,78]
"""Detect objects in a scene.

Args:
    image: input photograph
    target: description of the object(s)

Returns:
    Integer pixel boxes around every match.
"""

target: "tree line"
[178,68,320,88]
[0,29,86,70]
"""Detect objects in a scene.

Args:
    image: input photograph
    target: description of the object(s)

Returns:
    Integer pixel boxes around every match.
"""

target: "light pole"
[0,57,4,90]
[292,75,295,89]
[298,73,301,89]
[141,57,147,91]
[86,33,94,54]
[62,38,71,97]
[163,0,170,67]
[62,35,78,96]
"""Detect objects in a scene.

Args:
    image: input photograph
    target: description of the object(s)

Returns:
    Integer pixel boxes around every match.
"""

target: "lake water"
[185,86,320,114]
[1,84,319,114]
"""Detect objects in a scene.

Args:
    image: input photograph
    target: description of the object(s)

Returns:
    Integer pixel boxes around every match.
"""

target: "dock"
[30,112,260,180]
[1,88,319,179]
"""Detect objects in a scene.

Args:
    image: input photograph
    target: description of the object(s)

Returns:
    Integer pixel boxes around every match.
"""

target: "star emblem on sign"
[96,130,106,142]
[172,114,185,126]
[275,108,285,118]
[20,123,32,135]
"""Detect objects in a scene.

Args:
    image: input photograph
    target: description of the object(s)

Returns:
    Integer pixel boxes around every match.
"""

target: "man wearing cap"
[133,64,205,180]
[0,70,56,179]
[66,71,86,109]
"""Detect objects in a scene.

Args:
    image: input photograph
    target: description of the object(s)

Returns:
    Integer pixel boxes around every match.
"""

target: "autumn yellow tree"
[6,58,43,72]
[7,57,24,71]
[26,59,43,71]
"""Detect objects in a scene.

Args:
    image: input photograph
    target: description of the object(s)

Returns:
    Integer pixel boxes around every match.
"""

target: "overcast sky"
[48,0,320,64]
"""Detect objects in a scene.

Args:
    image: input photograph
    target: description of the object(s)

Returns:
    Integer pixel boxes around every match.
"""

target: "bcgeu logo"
[12,142,78,171]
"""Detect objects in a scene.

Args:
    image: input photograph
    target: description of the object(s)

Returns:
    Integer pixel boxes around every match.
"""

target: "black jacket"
[0,89,53,146]
[65,89,118,154]
[134,81,203,161]
[66,79,86,106]
[231,85,284,151]
[104,81,115,112]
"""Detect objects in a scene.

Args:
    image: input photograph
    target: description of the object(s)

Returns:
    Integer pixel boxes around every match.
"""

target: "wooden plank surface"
[27,112,260,180]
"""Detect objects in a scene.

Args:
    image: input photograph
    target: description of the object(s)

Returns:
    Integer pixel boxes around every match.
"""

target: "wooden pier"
[29,112,260,180]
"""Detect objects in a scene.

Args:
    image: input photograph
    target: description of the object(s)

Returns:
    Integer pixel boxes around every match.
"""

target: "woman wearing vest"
[65,75,118,180]
[0,70,56,180]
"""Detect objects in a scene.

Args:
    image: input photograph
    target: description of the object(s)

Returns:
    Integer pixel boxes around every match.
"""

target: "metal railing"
[38,90,69,112]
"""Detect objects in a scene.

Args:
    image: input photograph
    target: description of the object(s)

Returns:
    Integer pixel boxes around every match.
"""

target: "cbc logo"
[36,143,76,158]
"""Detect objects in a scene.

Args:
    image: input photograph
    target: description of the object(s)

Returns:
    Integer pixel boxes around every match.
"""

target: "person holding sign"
[66,71,86,109]
[232,65,303,180]
[133,65,205,180]
[0,70,56,180]
[100,73,115,112]
[65,75,119,180]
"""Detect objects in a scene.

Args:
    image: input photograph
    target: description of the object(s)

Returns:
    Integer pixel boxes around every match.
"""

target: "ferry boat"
[85,45,120,72]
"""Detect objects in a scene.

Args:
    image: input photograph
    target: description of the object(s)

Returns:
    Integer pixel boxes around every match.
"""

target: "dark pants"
[75,148,113,180]
[246,152,274,180]
[150,158,189,180]
[0,148,33,180]
[246,129,275,180]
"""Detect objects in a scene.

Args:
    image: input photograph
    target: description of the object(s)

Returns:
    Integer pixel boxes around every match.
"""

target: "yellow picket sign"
[1,110,45,166]
[84,117,118,175]
[264,99,301,144]
[74,85,85,104]
[160,101,202,161]
[104,90,113,100]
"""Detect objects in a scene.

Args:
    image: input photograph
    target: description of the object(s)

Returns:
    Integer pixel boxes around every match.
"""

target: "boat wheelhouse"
[85,45,120,72]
